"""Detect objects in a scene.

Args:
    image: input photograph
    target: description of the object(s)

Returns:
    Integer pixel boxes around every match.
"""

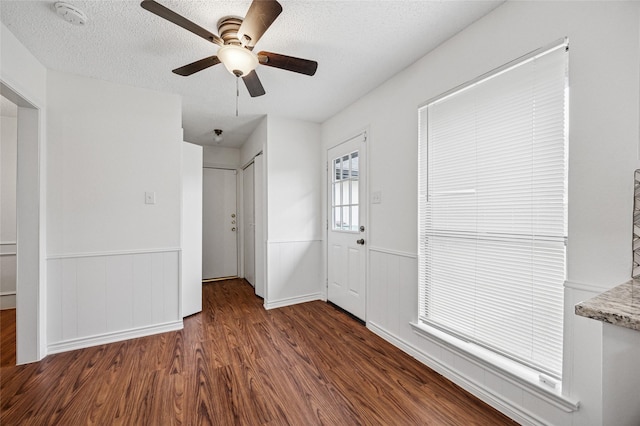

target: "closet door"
[243,163,255,286]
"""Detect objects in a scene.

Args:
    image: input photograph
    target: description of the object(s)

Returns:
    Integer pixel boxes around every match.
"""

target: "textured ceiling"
[0,0,503,147]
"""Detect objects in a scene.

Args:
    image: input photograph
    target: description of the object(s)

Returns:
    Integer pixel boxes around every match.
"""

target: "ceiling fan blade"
[257,51,318,76]
[141,0,223,46]
[172,56,221,76]
[242,70,266,97]
[237,0,283,48]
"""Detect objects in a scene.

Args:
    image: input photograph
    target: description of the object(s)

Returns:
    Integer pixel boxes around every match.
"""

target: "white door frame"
[1,81,46,364]
[326,131,368,321]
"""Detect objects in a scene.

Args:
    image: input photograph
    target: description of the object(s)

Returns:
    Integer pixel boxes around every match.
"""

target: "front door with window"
[327,133,367,320]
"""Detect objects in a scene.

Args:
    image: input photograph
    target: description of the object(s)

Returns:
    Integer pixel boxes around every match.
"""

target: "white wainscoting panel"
[368,247,418,336]
[265,240,323,309]
[47,249,181,353]
[0,242,17,310]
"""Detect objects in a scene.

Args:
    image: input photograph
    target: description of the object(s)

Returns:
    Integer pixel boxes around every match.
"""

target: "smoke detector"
[54,2,87,26]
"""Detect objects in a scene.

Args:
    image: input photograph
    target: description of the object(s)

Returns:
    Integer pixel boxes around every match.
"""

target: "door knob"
[231,227,236,232]
[356,238,365,245]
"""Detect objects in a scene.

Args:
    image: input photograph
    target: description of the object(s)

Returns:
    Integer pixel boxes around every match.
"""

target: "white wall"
[46,70,183,352]
[238,115,323,308]
[1,24,46,107]
[203,145,240,169]
[47,70,182,254]
[1,22,48,363]
[267,117,323,242]
[321,2,640,425]
[264,116,323,308]
[240,116,267,166]
[1,113,17,309]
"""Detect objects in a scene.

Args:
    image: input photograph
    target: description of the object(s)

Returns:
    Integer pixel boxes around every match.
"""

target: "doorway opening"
[0,94,18,366]
[0,82,44,364]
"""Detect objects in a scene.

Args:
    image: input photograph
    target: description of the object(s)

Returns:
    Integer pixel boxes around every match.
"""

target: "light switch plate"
[372,190,382,204]
[145,191,156,205]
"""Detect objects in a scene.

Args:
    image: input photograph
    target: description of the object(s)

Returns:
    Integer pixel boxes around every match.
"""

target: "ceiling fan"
[140,0,318,98]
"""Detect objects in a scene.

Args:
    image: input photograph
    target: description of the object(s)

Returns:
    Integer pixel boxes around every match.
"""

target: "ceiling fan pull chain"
[236,76,239,117]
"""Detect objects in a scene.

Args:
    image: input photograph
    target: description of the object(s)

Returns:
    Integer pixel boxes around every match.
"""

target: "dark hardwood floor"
[1,309,16,368]
[1,279,517,425]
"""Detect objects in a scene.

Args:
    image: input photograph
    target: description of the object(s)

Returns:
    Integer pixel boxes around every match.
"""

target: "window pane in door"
[351,206,359,231]
[342,155,350,179]
[333,183,341,207]
[341,181,349,205]
[351,181,359,205]
[333,207,341,230]
[342,206,350,230]
[351,152,359,177]
[331,149,360,233]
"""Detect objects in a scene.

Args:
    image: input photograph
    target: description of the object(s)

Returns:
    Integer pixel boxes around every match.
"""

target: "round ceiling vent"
[54,2,87,26]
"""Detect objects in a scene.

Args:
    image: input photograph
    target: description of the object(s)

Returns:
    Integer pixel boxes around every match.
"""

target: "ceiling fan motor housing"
[217,17,243,45]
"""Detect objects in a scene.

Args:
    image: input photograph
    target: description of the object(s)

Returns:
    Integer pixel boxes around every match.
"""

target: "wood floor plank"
[1,279,518,425]
[0,309,16,368]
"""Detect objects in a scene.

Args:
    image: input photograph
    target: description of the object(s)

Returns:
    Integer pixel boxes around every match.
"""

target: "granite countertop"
[575,279,640,331]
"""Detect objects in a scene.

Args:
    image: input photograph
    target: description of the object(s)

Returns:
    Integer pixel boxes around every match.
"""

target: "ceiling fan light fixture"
[217,45,258,77]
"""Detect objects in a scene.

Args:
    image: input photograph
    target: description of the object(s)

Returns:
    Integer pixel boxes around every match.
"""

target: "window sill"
[410,322,579,413]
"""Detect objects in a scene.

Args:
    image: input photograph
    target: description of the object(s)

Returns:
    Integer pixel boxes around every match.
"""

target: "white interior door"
[203,168,238,280]
[243,163,255,286]
[327,133,367,321]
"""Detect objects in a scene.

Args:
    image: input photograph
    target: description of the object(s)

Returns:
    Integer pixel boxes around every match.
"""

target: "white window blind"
[418,41,568,378]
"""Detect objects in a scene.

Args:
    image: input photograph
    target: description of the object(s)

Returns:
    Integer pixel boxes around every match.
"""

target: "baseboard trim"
[264,292,323,310]
[47,320,184,355]
[367,321,552,426]
[0,292,16,310]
